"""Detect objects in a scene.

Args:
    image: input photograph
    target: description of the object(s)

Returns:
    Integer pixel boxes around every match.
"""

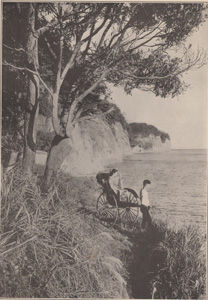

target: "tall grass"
[148,219,206,299]
[0,167,131,298]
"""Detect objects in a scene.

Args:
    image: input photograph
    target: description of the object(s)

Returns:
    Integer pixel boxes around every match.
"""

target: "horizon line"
[171,148,207,150]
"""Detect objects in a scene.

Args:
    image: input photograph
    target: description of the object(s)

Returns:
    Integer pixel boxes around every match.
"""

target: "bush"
[36,131,55,152]
[147,219,206,299]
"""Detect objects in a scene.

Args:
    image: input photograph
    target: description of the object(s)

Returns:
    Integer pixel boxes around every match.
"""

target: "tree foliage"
[3,3,206,137]
[2,64,26,164]
[78,94,129,130]
[2,3,28,154]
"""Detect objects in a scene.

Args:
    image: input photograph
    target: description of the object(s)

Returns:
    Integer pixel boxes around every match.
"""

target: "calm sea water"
[109,149,207,230]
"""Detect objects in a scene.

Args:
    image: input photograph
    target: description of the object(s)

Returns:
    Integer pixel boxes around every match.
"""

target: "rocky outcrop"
[36,117,131,175]
[131,134,171,153]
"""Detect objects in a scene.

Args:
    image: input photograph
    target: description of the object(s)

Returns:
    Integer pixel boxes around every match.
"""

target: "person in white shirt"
[140,179,152,230]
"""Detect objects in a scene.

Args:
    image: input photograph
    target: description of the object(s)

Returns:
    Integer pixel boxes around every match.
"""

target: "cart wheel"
[96,193,118,227]
[119,190,139,224]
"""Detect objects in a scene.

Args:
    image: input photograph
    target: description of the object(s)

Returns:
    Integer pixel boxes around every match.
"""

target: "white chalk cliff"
[36,117,131,175]
[131,134,171,153]
[60,118,131,175]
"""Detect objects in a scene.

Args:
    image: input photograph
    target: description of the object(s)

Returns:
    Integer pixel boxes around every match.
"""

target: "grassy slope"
[1,166,206,299]
[1,167,131,298]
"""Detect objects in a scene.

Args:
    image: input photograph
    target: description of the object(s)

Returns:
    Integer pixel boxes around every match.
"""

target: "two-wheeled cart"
[96,173,140,227]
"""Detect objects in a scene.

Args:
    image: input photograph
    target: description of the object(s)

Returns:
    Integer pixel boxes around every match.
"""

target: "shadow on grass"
[111,222,167,299]
[114,226,148,298]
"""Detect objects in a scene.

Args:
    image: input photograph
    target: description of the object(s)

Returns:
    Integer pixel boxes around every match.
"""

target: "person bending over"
[140,179,152,231]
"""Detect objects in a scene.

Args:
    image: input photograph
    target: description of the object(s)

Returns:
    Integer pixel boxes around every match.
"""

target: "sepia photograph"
[1,1,207,299]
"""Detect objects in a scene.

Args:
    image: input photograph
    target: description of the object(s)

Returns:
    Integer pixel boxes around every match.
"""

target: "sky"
[108,19,208,150]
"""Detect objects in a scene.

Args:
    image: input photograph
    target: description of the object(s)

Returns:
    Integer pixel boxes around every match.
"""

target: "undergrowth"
[146,219,206,299]
[0,167,131,298]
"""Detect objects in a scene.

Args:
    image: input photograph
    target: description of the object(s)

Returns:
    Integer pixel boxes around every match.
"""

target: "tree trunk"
[5,151,19,173]
[23,3,39,173]
[42,135,72,192]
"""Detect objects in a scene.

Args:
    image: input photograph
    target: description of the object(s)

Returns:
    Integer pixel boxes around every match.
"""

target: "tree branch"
[81,13,109,44]
[128,31,162,53]
[118,60,201,80]
[3,61,53,96]
[76,69,109,104]
[108,19,131,49]
[137,23,163,41]
[37,5,101,38]
[139,86,155,93]
[83,21,95,55]
[44,38,57,60]
[98,19,114,48]
[3,44,34,61]
[122,23,163,48]
[55,27,64,92]
[142,43,166,48]
[3,44,27,53]
[108,32,121,49]
[77,4,106,26]
[65,69,109,137]
[48,3,59,17]
[60,41,83,85]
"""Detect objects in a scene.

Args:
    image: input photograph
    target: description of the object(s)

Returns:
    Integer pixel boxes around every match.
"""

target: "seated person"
[96,172,110,190]
[109,169,128,200]
[96,169,140,206]
[97,169,132,200]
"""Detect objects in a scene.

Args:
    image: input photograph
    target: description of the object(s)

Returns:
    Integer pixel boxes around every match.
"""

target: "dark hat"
[110,168,118,175]
[143,179,151,186]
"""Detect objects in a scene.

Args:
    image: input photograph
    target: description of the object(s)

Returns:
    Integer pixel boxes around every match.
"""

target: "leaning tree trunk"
[23,78,39,172]
[42,106,75,192]
[23,3,39,173]
[42,135,72,192]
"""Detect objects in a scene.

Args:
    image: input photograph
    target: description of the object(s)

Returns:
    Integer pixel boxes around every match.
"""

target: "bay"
[109,149,207,231]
